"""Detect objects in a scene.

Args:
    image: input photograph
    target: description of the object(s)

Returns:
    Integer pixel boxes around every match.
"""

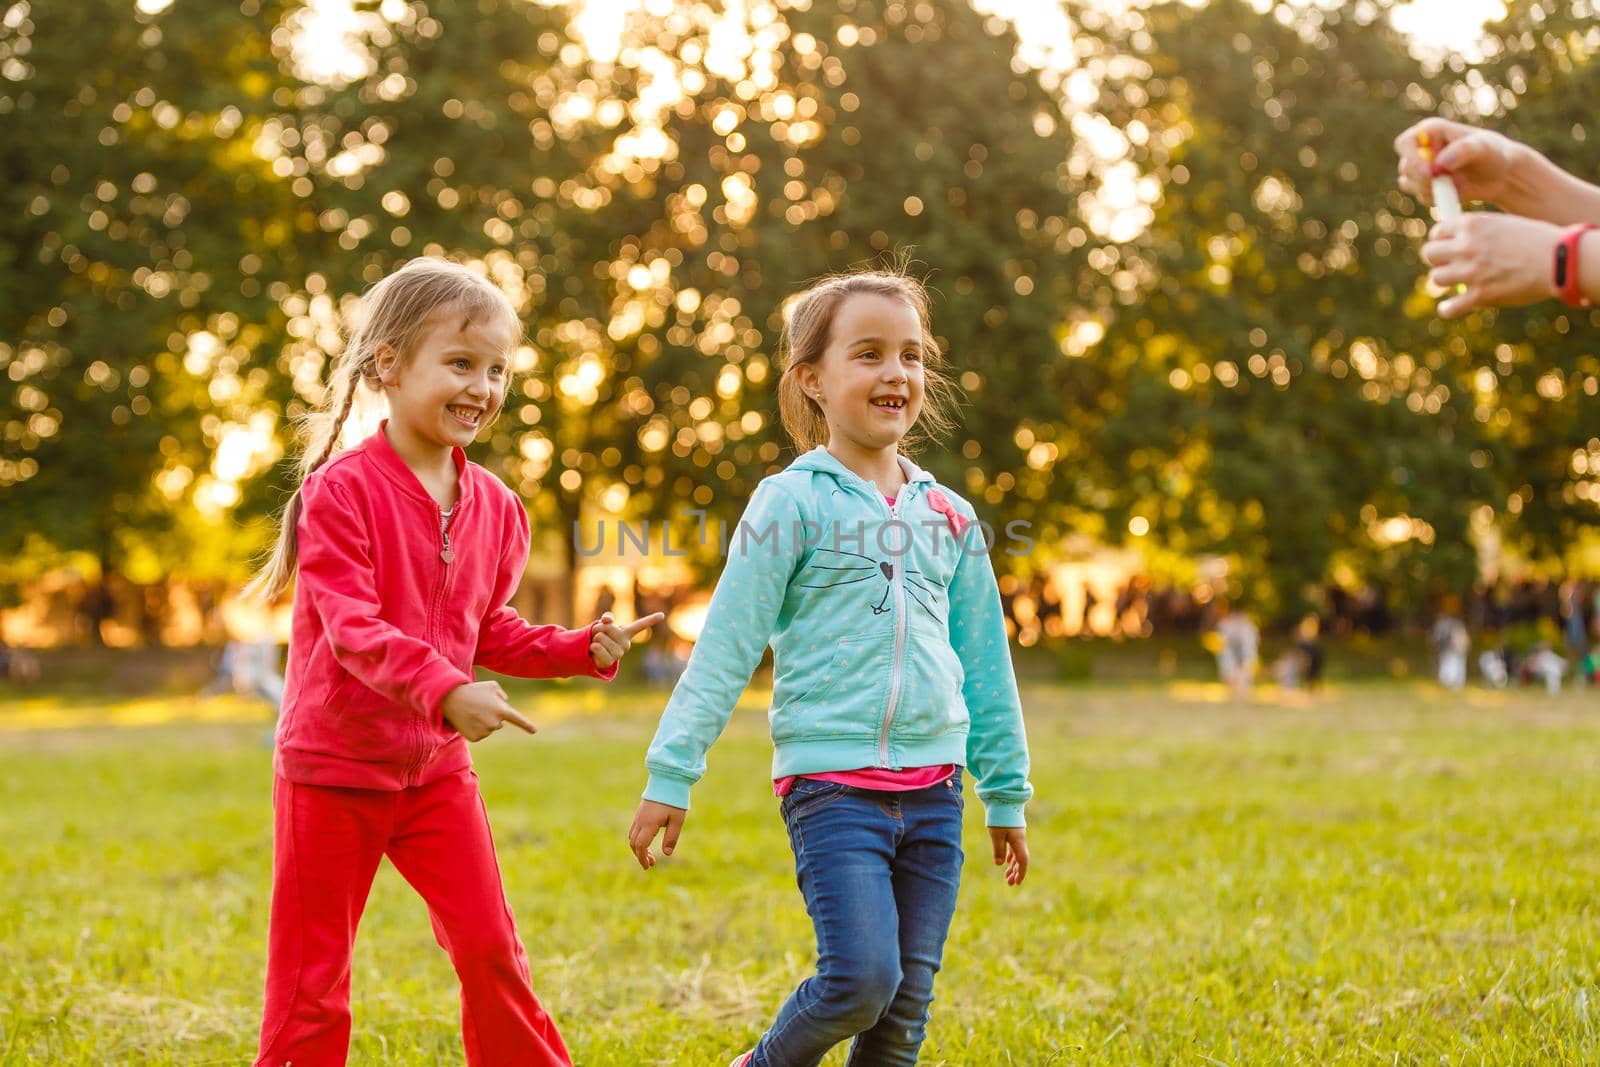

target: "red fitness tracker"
[1554,222,1597,308]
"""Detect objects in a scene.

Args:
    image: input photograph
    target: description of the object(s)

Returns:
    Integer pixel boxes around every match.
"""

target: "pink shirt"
[773,764,957,797]
[772,491,957,798]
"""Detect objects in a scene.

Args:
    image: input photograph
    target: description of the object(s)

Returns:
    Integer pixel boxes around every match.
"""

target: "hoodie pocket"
[894,625,968,737]
[769,632,884,742]
[304,673,420,764]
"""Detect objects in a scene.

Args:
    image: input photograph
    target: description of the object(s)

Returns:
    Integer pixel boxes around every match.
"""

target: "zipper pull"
[439,511,455,564]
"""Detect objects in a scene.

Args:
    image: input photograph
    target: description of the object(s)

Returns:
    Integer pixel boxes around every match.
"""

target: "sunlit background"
[1,0,1595,659]
[10,8,1600,1065]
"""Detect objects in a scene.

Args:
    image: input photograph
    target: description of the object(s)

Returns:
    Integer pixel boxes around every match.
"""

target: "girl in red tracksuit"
[245,257,661,1066]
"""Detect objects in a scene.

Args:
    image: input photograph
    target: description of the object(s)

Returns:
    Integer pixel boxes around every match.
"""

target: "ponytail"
[240,357,365,602]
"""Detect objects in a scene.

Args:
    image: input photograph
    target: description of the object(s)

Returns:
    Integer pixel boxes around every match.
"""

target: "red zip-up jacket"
[274,425,615,790]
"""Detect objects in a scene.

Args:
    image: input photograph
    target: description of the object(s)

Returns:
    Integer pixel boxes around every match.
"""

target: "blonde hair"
[776,268,959,454]
[243,257,519,601]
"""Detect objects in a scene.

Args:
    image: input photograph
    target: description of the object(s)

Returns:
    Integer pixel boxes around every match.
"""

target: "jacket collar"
[358,420,474,509]
[789,445,935,501]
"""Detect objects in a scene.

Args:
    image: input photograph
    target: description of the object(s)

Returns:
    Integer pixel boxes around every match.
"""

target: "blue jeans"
[751,769,965,1067]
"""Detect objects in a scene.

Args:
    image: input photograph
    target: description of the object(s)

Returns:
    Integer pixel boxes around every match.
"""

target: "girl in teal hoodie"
[628,269,1032,1067]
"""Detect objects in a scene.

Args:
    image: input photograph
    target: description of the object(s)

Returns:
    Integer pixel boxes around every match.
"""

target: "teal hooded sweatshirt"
[642,446,1033,827]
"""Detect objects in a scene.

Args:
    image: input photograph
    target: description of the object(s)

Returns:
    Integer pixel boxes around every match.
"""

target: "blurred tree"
[265,0,1097,598]
[1084,0,1496,620]
[8,0,1597,644]
[555,0,1097,565]
[0,0,313,640]
[1449,1,1600,567]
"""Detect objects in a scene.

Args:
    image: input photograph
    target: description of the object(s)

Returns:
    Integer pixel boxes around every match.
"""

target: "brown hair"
[776,268,959,454]
[243,257,519,601]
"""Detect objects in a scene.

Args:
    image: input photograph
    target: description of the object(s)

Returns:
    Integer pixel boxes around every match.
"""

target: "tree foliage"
[4,0,1598,632]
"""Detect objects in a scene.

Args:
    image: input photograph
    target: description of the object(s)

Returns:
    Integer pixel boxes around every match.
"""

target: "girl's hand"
[989,827,1029,886]
[590,611,667,669]
[1394,118,1529,211]
[1422,213,1560,318]
[441,680,536,741]
[628,799,686,870]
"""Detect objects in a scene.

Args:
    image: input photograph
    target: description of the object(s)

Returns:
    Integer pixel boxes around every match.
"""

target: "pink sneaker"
[728,1053,753,1067]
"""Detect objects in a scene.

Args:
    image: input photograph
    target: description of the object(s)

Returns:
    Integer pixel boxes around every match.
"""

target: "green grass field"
[4,681,1600,1065]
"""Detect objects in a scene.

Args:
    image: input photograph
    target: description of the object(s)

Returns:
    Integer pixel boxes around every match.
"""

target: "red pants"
[254,768,571,1066]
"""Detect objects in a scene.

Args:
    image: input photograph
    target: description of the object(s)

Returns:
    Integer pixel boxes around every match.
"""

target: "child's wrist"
[426,674,472,726]
[983,802,1027,829]
[642,771,694,810]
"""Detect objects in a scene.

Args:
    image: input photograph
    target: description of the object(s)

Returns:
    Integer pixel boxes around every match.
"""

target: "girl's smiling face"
[799,292,926,453]
[377,305,515,451]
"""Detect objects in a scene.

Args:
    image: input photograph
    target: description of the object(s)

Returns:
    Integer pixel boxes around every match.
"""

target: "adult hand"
[440,680,536,741]
[1395,117,1530,211]
[1422,212,1560,318]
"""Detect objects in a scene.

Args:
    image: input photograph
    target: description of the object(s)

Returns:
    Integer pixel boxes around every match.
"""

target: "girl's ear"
[794,360,822,403]
[373,343,400,387]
